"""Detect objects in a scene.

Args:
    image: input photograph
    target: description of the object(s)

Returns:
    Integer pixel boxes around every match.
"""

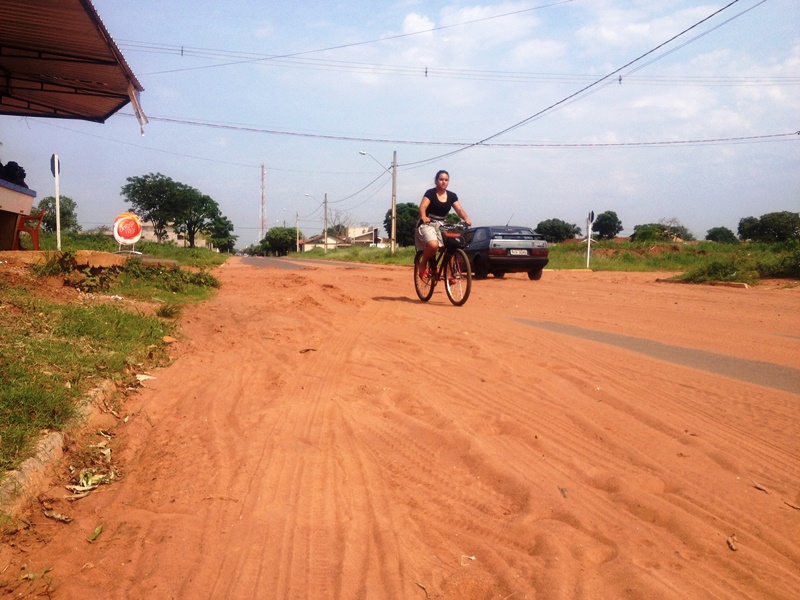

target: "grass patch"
[0,285,173,471]
[288,245,417,266]
[113,258,221,303]
[282,240,799,285]
[37,231,230,269]
[1,242,224,473]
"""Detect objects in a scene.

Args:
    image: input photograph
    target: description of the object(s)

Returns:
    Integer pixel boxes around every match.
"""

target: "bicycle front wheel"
[444,248,472,306]
[413,251,435,302]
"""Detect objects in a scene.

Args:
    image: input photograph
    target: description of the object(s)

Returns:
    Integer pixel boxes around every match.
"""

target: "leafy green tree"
[172,186,219,248]
[738,211,800,242]
[207,214,238,253]
[705,227,738,244]
[37,196,81,233]
[632,219,694,242]
[631,224,666,242]
[535,218,581,243]
[592,211,623,240]
[737,217,760,241]
[261,227,296,256]
[386,202,419,247]
[121,173,186,241]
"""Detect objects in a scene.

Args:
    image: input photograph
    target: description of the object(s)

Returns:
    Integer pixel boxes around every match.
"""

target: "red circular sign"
[113,212,142,245]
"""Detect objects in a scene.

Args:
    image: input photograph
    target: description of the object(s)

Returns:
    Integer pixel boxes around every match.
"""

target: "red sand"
[2,258,799,599]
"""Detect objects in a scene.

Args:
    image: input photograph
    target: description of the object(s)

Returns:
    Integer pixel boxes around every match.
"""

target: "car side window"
[474,228,487,242]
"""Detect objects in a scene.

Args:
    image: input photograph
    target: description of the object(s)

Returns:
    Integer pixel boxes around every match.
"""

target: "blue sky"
[2,0,798,247]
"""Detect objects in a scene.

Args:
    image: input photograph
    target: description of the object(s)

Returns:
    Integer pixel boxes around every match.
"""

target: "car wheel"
[528,269,543,281]
[473,257,489,279]
[492,271,505,279]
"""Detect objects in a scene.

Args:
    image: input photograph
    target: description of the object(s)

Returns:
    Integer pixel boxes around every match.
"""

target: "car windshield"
[489,227,535,239]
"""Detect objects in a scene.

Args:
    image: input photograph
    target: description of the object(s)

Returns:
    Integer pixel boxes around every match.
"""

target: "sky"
[2,0,798,248]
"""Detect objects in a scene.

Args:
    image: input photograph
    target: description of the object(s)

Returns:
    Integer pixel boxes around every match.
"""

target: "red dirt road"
[3,258,799,599]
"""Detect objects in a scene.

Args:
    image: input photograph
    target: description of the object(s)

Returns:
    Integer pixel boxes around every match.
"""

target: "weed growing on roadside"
[156,303,182,319]
[0,290,172,472]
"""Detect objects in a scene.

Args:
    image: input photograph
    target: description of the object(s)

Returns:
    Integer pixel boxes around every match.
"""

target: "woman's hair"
[435,170,449,181]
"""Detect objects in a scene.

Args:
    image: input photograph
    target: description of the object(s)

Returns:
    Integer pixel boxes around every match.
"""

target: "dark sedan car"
[463,226,549,280]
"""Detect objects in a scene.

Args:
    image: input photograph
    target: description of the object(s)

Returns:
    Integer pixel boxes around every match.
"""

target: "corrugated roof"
[0,0,145,123]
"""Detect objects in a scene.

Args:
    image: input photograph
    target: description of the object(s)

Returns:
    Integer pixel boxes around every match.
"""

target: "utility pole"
[259,164,266,241]
[390,150,397,255]
[323,193,328,254]
[295,211,299,253]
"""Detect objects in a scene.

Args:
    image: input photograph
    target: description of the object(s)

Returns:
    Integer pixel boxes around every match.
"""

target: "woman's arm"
[419,196,431,224]
[452,201,472,227]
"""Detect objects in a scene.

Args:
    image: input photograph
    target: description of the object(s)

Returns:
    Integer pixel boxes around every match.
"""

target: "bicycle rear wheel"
[414,251,435,302]
[444,248,472,306]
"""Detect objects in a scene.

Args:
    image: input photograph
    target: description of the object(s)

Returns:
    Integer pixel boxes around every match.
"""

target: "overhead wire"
[124,0,575,76]
[402,0,762,169]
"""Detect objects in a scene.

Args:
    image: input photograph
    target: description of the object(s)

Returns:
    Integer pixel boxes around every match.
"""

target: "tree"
[37,196,81,233]
[327,208,351,238]
[592,211,623,240]
[261,226,296,256]
[631,219,694,242]
[121,173,186,241]
[535,218,581,243]
[172,186,219,248]
[207,214,238,253]
[705,227,738,244]
[738,211,800,242]
[386,202,419,247]
[737,216,760,241]
[631,224,666,242]
[659,218,695,241]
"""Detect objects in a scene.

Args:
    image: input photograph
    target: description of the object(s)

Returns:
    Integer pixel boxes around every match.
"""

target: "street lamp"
[359,150,397,254]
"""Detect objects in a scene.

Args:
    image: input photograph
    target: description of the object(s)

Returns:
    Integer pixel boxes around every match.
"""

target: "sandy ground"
[2,257,799,599]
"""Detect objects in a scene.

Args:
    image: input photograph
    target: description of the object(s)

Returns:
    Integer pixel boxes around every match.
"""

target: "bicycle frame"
[413,225,472,306]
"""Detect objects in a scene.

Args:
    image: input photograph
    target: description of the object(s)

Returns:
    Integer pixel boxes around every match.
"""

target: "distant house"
[132,222,214,249]
[139,222,183,244]
[299,232,342,252]
[299,227,381,252]
[346,226,380,246]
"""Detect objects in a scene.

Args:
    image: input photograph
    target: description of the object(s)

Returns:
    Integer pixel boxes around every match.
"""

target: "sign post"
[586,210,594,269]
[51,154,61,250]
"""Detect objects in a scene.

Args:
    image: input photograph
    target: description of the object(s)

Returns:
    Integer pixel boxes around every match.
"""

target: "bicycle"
[413,223,473,306]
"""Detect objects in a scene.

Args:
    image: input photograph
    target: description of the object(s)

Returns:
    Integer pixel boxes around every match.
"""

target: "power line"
[403,0,766,169]
[125,112,798,149]
[123,0,575,76]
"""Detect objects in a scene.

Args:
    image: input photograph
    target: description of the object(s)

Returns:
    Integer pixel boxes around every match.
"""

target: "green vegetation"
[738,211,800,243]
[535,218,582,243]
[33,231,229,269]
[288,239,800,285]
[0,284,171,471]
[592,211,623,240]
[293,245,416,266]
[121,172,237,250]
[0,246,224,473]
[551,239,799,282]
[37,195,81,233]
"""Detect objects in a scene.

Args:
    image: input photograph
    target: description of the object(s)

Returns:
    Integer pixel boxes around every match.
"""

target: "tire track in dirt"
[2,263,798,599]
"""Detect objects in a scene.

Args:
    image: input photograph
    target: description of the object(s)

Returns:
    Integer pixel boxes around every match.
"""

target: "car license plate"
[509,249,528,256]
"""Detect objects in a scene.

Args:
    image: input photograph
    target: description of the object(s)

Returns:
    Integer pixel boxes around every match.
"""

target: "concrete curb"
[0,381,115,517]
[656,278,750,289]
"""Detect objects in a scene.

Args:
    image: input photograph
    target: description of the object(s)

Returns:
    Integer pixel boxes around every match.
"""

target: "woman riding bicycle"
[415,170,472,279]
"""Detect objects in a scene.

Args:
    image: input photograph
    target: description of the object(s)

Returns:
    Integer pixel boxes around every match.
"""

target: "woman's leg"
[418,240,439,277]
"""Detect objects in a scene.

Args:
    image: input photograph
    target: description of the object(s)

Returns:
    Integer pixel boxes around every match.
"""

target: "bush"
[681,259,759,285]
[705,227,738,244]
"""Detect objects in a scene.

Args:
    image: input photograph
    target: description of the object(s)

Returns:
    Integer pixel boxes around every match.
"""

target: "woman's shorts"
[415,221,443,251]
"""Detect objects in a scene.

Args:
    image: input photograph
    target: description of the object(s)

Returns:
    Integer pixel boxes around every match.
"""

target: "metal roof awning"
[0,0,147,129]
